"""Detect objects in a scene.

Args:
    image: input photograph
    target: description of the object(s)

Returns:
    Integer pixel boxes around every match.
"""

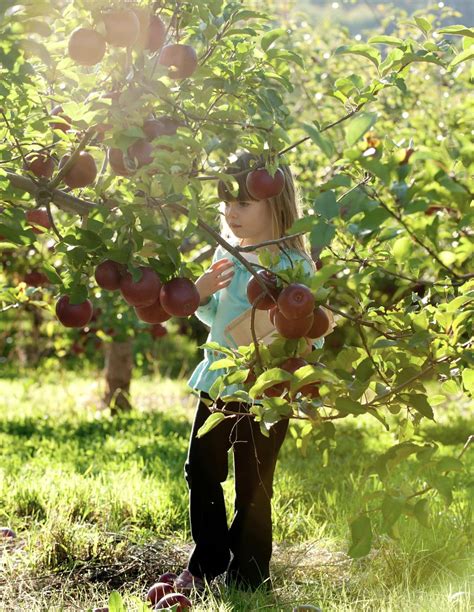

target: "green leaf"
[407,393,434,420]
[249,368,292,399]
[335,44,381,68]
[302,123,335,158]
[449,47,474,68]
[108,591,126,612]
[414,498,430,528]
[310,221,336,249]
[382,494,404,530]
[209,358,237,370]
[313,191,338,220]
[438,25,474,38]
[261,27,286,51]
[437,457,464,472]
[335,397,365,415]
[414,17,432,35]
[348,515,372,558]
[368,35,405,47]
[345,112,378,146]
[196,412,227,438]
[462,369,474,394]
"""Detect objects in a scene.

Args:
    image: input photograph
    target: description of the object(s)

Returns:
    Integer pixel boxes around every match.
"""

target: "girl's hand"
[195,258,235,304]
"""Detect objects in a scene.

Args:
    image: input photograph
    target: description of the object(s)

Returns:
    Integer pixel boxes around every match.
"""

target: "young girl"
[174,152,325,594]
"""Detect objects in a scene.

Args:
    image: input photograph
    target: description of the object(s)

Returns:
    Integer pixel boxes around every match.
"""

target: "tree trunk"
[103,340,133,414]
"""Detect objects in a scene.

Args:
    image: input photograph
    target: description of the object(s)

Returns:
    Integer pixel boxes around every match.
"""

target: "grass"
[0,369,472,611]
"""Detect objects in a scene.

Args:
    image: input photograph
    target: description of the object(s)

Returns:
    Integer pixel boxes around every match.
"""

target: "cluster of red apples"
[55,260,200,332]
[246,271,332,399]
[92,571,192,611]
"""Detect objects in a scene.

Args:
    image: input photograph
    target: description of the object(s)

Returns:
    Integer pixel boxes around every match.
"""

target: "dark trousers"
[184,391,289,590]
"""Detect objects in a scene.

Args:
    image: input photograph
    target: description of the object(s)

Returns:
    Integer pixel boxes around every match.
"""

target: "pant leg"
[226,416,289,590]
[184,392,240,580]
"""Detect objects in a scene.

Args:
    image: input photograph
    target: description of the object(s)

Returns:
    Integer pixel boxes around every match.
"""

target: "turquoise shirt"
[187,244,324,397]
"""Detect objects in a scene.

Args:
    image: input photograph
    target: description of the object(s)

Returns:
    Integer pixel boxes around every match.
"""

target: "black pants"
[184,391,289,591]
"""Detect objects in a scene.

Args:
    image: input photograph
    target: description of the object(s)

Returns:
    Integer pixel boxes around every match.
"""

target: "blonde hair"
[217,152,315,270]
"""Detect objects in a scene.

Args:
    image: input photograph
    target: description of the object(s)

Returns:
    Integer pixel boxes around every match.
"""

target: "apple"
[128,139,154,168]
[150,323,167,338]
[160,278,200,317]
[279,357,307,394]
[0,527,16,539]
[246,270,280,310]
[274,309,314,339]
[158,572,178,585]
[24,270,49,287]
[103,9,140,47]
[108,148,133,176]
[59,152,97,188]
[25,152,55,179]
[158,44,198,79]
[120,266,161,307]
[56,295,93,328]
[147,582,174,606]
[95,260,123,291]
[26,208,51,234]
[246,167,285,200]
[306,306,330,339]
[315,259,323,271]
[277,283,315,320]
[299,381,320,399]
[68,28,106,66]
[155,592,192,610]
[146,15,167,52]
[135,298,171,324]
[50,105,72,132]
[143,117,180,141]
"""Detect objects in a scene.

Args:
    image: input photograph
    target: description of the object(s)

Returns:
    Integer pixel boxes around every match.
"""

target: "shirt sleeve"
[193,245,225,327]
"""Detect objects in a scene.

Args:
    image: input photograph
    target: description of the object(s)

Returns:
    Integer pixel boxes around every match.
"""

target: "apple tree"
[0,0,472,555]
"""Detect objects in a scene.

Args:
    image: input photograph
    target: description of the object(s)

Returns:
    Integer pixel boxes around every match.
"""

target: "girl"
[174,152,325,594]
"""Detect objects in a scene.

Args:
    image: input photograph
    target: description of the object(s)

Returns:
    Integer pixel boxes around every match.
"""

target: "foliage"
[0,0,472,557]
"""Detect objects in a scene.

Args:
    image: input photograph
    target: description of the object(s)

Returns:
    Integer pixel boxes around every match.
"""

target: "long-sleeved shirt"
[187,244,324,397]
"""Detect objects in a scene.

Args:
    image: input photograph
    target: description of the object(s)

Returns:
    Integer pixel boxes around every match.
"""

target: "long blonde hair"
[217,152,315,270]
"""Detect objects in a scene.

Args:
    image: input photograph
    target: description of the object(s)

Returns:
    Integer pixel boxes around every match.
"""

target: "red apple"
[306,306,330,339]
[150,323,167,338]
[268,305,278,325]
[155,592,192,610]
[59,152,97,188]
[143,117,180,141]
[299,381,320,399]
[25,152,55,179]
[274,309,314,339]
[56,295,93,328]
[95,260,123,291]
[158,44,198,79]
[147,582,174,606]
[120,266,161,307]
[246,270,280,310]
[135,298,171,324]
[146,15,167,52]
[279,357,308,393]
[24,270,49,287]
[103,9,140,47]
[26,208,51,234]
[68,27,106,66]
[246,167,285,200]
[0,527,16,539]
[108,148,133,176]
[158,572,178,585]
[277,283,315,320]
[128,139,154,168]
[50,105,72,132]
[160,278,200,317]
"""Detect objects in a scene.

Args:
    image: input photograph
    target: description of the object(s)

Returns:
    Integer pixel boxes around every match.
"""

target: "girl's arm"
[194,247,234,326]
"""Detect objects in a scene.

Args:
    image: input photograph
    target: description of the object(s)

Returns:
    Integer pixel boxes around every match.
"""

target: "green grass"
[0,370,472,611]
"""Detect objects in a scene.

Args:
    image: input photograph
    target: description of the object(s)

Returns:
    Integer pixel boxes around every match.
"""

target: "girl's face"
[224,198,275,246]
